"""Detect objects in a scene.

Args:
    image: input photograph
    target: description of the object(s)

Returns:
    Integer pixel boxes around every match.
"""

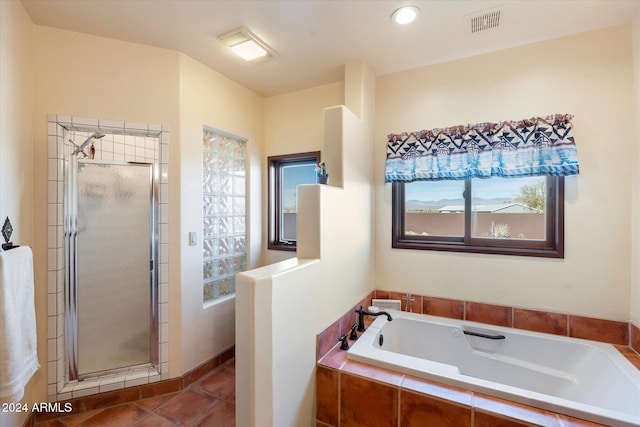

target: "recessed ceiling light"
[391,6,420,25]
[217,27,276,62]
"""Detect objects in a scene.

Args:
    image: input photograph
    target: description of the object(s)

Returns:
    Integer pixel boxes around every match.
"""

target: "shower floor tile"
[35,360,236,427]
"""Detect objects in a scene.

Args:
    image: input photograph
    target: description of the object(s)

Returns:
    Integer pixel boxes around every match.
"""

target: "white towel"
[0,247,39,403]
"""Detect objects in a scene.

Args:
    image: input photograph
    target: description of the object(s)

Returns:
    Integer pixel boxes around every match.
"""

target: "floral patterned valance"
[385,114,579,182]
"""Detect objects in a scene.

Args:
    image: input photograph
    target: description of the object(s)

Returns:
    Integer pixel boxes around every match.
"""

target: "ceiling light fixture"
[217,27,276,62]
[391,6,420,25]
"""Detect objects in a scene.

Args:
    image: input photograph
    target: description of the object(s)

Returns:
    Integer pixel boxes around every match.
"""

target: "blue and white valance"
[385,114,579,183]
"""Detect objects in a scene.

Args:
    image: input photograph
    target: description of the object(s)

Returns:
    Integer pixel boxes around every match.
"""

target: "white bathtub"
[347,310,640,427]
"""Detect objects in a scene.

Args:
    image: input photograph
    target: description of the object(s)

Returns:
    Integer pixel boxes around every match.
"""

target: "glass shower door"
[75,161,156,378]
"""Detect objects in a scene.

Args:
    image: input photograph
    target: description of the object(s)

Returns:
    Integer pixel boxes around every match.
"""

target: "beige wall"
[263,82,344,265]
[0,16,265,415]
[0,2,36,425]
[32,26,183,381]
[177,53,264,373]
[632,13,640,327]
[375,25,635,321]
[0,0,35,246]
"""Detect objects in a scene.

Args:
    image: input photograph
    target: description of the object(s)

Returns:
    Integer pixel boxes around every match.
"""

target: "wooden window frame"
[392,177,565,258]
[268,151,320,251]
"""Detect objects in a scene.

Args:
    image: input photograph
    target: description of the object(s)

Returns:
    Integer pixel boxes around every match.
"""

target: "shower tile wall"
[46,115,170,402]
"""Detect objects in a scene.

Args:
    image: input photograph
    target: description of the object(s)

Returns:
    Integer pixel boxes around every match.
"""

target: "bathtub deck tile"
[318,345,348,370]
[465,302,513,327]
[316,366,339,426]
[374,290,390,299]
[473,411,533,427]
[630,323,640,353]
[317,319,342,361]
[340,307,359,337]
[401,389,472,427]
[472,394,561,427]
[568,315,628,345]
[341,361,403,387]
[422,296,464,319]
[556,414,608,427]
[340,373,398,427]
[400,375,472,408]
[623,352,640,370]
[513,308,568,336]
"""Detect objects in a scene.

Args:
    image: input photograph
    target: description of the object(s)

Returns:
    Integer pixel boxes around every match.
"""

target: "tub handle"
[463,330,506,340]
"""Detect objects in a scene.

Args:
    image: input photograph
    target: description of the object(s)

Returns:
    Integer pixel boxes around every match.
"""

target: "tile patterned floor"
[35,360,235,427]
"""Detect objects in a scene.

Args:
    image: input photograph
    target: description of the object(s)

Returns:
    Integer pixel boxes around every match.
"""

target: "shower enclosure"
[64,134,158,380]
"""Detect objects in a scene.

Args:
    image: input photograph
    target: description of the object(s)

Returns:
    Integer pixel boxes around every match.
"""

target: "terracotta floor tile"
[31,420,66,427]
[58,409,102,426]
[131,413,176,427]
[154,390,218,425]
[75,404,148,427]
[222,360,235,373]
[194,369,236,400]
[191,400,235,427]
[84,388,140,411]
[134,392,179,411]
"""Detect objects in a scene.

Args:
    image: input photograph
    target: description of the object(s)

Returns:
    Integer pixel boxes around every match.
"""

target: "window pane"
[279,162,317,241]
[202,129,246,303]
[405,180,465,237]
[471,177,546,240]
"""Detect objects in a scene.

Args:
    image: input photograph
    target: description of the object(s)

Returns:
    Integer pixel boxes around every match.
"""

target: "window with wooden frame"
[268,151,320,251]
[392,176,564,258]
[386,115,577,258]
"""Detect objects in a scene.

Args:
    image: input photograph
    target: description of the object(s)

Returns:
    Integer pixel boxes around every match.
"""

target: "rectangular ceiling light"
[217,27,276,63]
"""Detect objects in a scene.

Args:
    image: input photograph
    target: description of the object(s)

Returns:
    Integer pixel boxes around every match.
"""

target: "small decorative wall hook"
[2,217,19,250]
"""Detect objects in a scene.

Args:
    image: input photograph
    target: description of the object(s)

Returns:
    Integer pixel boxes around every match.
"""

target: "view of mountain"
[406,197,512,212]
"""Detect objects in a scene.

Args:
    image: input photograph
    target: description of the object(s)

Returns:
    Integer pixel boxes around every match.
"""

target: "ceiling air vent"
[466,7,503,34]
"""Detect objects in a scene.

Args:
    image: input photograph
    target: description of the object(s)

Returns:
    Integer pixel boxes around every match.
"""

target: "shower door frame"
[64,158,159,381]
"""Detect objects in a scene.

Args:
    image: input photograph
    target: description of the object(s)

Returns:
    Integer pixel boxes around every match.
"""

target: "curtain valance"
[385,114,579,183]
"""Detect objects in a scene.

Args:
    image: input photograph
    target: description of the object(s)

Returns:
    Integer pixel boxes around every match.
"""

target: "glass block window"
[202,128,247,302]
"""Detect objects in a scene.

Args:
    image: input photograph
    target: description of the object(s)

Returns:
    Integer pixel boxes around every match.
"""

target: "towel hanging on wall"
[0,246,39,403]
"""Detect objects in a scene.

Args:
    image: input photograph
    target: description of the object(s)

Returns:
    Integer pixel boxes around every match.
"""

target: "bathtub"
[347,310,640,427]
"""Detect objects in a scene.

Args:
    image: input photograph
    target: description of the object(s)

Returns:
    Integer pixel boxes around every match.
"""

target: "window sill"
[392,239,563,259]
[268,242,297,252]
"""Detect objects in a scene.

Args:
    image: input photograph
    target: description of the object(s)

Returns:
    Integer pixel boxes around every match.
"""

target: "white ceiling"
[20,0,640,97]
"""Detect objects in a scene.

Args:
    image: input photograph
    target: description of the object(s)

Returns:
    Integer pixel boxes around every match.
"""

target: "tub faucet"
[349,323,359,340]
[355,305,393,332]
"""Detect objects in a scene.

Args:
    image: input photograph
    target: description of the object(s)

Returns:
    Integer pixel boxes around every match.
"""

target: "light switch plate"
[189,232,197,246]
